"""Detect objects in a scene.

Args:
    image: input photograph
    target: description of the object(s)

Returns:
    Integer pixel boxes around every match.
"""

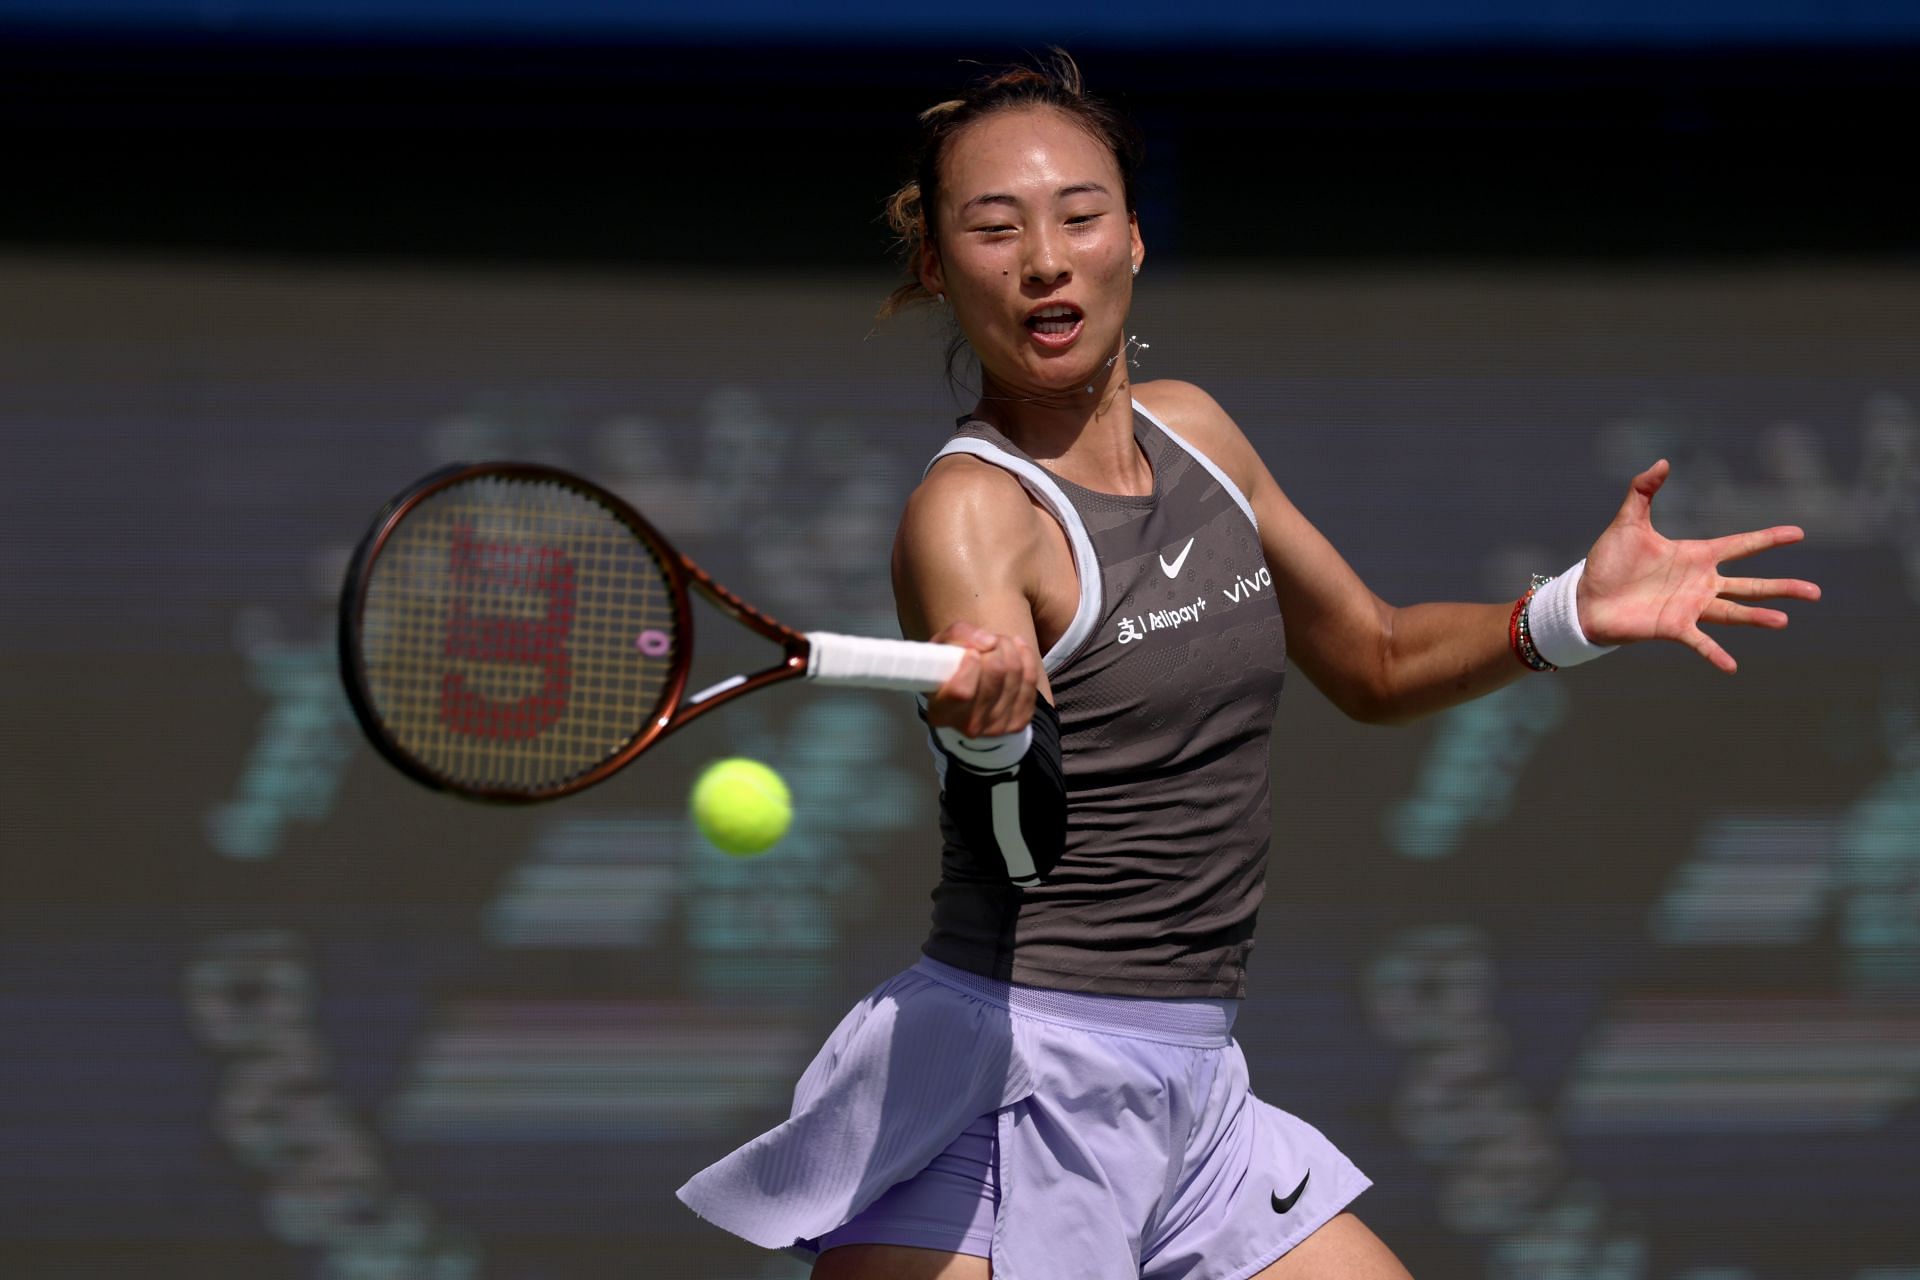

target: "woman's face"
[920,106,1143,400]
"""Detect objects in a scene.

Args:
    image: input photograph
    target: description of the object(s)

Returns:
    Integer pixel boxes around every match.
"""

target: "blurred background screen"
[7,0,1920,43]
[1,12,1916,1280]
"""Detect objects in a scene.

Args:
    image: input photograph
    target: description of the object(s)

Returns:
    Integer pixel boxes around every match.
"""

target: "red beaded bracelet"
[1508,576,1558,672]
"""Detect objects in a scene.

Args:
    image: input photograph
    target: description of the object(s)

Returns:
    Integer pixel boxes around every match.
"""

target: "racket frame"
[338,460,816,803]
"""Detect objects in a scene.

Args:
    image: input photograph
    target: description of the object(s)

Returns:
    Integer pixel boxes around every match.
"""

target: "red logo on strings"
[440,526,574,739]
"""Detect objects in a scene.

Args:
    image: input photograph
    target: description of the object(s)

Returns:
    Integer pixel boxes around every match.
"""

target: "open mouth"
[1025,303,1084,346]
[1025,304,1083,335]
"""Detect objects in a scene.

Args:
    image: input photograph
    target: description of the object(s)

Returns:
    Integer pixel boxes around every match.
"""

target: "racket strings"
[358,476,679,793]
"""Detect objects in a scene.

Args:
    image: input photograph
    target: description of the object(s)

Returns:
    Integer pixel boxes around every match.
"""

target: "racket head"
[338,462,696,802]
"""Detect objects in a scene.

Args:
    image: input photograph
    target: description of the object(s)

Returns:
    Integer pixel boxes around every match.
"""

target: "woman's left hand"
[1576,459,1822,672]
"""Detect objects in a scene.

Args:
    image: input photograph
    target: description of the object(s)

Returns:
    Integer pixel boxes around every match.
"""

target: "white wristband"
[1528,559,1616,669]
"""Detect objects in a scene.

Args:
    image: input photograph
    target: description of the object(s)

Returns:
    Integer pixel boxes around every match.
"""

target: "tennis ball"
[690,757,791,856]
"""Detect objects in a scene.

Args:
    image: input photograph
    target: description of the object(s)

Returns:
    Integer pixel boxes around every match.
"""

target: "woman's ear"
[917,245,946,303]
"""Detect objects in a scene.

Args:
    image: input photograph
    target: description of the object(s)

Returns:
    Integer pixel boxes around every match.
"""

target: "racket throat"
[687,673,750,706]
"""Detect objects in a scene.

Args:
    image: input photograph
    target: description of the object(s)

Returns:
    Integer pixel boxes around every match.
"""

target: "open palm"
[1577,460,1822,672]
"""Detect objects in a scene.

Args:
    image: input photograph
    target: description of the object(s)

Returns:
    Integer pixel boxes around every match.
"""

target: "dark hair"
[878,50,1143,321]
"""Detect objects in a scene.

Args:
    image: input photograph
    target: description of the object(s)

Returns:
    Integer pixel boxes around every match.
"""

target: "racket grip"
[804,632,967,692]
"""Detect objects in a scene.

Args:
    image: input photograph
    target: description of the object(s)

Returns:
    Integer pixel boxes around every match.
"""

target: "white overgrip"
[804,632,966,692]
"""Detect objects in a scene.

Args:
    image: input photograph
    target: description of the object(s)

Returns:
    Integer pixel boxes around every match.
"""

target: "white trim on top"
[923,437,1103,675]
[1130,398,1260,534]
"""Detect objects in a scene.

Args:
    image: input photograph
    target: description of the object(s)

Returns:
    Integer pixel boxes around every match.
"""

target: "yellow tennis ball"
[690,757,791,856]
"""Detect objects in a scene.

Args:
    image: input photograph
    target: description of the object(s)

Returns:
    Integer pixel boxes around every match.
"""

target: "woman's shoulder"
[1132,379,1262,489]
[1133,377,1224,423]
[893,446,1058,643]
[897,449,1048,565]
[913,447,1038,519]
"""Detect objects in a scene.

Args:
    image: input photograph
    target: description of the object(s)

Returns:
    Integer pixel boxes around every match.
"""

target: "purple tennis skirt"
[677,956,1370,1279]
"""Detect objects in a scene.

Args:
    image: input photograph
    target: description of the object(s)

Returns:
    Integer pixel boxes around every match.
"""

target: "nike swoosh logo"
[1159,537,1196,578]
[1271,1170,1310,1214]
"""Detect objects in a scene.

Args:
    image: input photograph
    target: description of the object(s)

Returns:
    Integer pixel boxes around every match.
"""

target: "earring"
[1130,263,1140,276]
[936,292,946,303]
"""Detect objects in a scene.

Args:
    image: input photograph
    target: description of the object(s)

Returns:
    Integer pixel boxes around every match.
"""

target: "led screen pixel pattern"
[0,255,1914,1280]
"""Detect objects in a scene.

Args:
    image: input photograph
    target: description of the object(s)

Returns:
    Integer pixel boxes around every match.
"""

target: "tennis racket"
[338,461,965,802]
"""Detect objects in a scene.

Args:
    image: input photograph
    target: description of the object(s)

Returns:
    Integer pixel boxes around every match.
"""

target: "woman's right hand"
[924,620,1042,738]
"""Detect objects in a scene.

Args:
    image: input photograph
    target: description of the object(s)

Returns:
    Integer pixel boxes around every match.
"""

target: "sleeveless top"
[918,400,1288,998]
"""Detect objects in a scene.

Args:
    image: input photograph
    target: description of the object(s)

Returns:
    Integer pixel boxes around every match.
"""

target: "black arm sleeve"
[924,693,1066,887]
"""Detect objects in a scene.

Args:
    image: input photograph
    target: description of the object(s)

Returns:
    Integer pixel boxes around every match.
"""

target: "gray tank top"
[919,401,1288,998]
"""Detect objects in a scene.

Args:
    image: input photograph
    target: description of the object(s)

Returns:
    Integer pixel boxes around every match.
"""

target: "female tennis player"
[678,54,1820,1279]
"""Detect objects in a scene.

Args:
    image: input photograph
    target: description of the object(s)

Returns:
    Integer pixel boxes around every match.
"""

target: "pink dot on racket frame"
[636,629,671,657]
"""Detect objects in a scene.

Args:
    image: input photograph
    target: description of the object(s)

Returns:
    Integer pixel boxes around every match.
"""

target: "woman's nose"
[1022,226,1070,286]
